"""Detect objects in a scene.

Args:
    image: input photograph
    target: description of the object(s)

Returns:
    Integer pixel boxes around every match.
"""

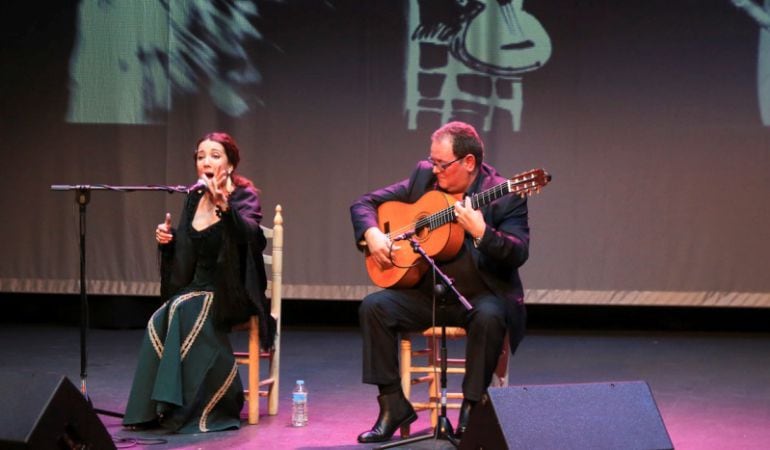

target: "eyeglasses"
[427,156,463,171]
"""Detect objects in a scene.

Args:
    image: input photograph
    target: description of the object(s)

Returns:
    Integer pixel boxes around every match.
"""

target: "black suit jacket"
[350,160,529,345]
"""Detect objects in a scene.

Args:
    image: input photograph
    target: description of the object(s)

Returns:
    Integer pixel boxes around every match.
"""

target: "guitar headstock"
[509,168,551,198]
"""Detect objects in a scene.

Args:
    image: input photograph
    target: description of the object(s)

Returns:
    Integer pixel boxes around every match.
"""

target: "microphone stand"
[377,237,472,450]
[50,183,190,418]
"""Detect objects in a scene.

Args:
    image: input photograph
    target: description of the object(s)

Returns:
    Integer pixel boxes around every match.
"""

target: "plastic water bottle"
[291,380,308,427]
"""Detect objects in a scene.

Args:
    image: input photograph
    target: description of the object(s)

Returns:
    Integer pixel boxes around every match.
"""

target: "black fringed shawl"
[159,186,276,351]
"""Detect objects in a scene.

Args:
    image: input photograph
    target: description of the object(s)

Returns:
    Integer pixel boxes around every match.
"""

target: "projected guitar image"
[451,0,552,76]
[405,0,552,132]
[364,168,551,288]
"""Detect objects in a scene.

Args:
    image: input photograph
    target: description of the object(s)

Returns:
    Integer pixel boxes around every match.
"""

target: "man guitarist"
[350,121,529,443]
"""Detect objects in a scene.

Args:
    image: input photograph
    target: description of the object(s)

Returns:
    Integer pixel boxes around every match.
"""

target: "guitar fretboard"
[392,168,548,238]
[412,180,513,233]
[470,181,513,210]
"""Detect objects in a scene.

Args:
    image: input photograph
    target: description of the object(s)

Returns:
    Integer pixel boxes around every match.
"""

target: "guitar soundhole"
[414,214,431,241]
[415,225,430,241]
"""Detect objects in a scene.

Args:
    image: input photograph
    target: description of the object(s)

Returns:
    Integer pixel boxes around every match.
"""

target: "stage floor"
[1,323,768,449]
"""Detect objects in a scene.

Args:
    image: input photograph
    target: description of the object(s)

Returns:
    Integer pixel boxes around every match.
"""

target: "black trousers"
[359,287,509,402]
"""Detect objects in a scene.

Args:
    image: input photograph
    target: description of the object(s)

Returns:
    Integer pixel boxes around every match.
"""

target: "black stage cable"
[113,437,169,448]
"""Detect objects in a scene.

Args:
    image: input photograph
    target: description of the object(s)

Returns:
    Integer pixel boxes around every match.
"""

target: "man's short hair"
[431,121,484,167]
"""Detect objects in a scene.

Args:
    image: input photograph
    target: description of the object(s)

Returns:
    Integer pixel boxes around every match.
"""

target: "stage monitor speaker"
[0,371,116,450]
[459,381,673,450]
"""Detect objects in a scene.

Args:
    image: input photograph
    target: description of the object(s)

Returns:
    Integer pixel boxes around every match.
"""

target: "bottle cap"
[297,380,304,384]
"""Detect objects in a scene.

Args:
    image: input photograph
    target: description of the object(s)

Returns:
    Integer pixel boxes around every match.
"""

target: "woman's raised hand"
[156,213,173,244]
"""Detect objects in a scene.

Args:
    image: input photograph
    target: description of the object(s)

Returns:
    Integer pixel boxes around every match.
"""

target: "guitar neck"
[415,181,512,232]
[470,181,512,210]
[408,169,549,236]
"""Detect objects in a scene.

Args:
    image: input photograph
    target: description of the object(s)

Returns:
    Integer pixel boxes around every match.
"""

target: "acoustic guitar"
[365,168,551,288]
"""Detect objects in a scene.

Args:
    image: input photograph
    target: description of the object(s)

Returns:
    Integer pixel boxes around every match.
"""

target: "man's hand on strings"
[454,197,485,240]
[364,227,398,270]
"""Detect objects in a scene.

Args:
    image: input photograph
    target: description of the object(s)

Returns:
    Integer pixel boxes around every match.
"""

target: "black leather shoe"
[454,399,475,439]
[357,392,418,443]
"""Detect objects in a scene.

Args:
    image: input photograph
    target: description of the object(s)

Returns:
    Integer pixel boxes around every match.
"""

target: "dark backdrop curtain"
[1,0,768,307]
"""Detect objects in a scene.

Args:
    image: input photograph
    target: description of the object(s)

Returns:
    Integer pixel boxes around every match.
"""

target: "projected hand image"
[67,0,266,124]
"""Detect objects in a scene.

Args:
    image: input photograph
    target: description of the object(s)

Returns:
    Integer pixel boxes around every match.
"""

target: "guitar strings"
[384,180,513,240]
[383,171,542,240]
[383,171,545,272]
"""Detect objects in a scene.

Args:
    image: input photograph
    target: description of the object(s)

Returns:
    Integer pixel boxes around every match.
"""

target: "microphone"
[187,178,208,193]
[391,230,415,241]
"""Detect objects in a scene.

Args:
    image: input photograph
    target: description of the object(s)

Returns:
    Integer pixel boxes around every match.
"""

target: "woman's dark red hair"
[195,132,254,189]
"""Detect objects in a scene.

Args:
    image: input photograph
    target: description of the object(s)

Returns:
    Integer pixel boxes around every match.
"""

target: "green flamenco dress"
[123,220,244,433]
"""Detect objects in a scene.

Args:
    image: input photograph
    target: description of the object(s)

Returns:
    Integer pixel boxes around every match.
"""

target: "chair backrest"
[261,204,283,332]
[235,204,283,424]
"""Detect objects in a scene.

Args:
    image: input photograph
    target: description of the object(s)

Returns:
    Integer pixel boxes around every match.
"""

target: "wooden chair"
[399,326,509,436]
[233,204,283,425]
